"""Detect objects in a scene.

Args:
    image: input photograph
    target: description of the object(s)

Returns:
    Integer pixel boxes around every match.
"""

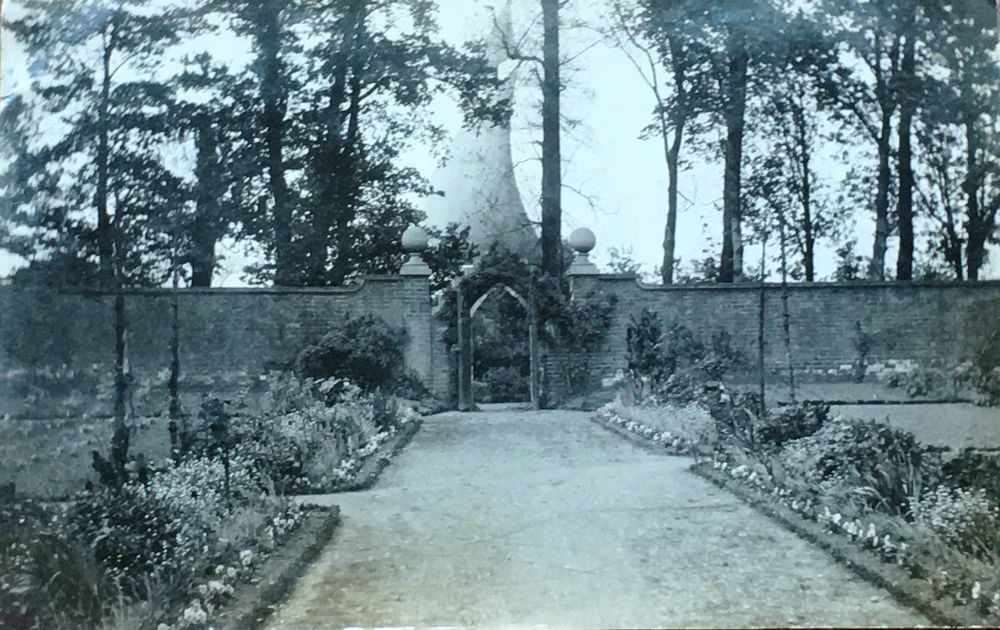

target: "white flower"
[972,582,982,600]
[181,600,208,625]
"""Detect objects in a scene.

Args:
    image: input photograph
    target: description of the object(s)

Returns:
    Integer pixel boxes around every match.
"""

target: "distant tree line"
[611,0,1000,283]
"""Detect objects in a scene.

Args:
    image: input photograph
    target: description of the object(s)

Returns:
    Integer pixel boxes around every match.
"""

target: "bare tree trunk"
[720,50,748,283]
[540,0,563,280]
[895,32,916,281]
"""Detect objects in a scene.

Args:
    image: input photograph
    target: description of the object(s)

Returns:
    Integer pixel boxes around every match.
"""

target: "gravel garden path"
[265,409,929,629]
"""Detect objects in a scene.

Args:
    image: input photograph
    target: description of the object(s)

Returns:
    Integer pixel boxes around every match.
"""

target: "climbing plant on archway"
[436,244,619,409]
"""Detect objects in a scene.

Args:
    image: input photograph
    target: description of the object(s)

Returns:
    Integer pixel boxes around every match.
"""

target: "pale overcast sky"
[1,0,996,283]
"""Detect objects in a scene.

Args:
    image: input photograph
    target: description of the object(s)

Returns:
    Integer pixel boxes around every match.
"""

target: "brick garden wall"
[544,276,1000,394]
[0,276,447,416]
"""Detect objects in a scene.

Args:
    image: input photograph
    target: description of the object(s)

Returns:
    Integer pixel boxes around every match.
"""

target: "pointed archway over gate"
[455,280,540,411]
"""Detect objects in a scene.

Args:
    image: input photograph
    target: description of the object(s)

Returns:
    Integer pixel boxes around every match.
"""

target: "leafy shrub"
[72,485,183,597]
[550,290,618,353]
[756,402,831,449]
[295,314,407,392]
[702,329,743,380]
[626,310,741,384]
[778,418,938,516]
[481,366,528,402]
[626,308,665,382]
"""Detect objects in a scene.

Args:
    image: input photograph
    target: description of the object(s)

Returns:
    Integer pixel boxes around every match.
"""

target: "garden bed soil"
[326,417,423,493]
[214,505,341,630]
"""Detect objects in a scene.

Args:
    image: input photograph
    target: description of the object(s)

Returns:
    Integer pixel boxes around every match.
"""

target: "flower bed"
[597,377,1000,625]
[593,394,714,455]
[0,375,420,629]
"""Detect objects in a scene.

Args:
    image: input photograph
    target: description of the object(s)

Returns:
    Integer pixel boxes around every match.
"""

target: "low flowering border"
[315,411,423,494]
[591,403,704,456]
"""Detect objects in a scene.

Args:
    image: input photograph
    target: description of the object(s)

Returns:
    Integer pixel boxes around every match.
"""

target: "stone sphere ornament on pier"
[400,225,432,276]
[568,227,599,276]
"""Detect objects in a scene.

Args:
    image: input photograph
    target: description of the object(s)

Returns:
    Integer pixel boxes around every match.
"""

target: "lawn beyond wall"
[547,276,1000,390]
[0,277,448,416]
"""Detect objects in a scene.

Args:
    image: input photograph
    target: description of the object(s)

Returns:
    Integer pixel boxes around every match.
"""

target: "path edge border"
[332,417,423,493]
[217,504,342,630]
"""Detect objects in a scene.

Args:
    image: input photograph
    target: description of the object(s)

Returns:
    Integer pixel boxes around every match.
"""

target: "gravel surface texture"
[266,409,929,629]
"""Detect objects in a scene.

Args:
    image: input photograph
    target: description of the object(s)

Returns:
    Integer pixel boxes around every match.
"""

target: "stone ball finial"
[569,227,596,254]
[401,225,430,254]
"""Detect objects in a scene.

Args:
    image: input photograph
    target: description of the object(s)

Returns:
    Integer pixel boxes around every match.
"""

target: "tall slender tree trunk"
[190,116,222,287]
[895,33,916,281]
[311,3,363,286]
[97,36,114,284]
[720,50,748,283]
[329,7,366,287]
[870,109,893,280]
[792,102,815,282]
[259,0,292,285]
[662,121,683,284]
[329,68,363,286]
[540,0,562,280]
[964,121,986,280]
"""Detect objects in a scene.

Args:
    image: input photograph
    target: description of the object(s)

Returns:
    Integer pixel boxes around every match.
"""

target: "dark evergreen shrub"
[295,314,407,392]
